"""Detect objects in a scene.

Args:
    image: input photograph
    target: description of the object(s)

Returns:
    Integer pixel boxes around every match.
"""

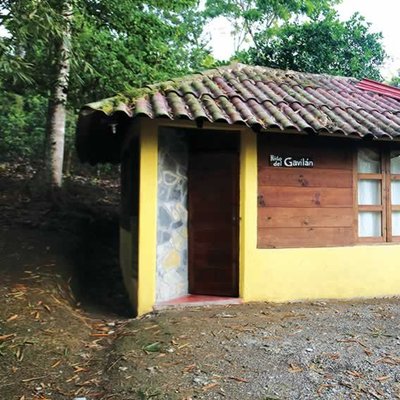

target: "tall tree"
[0,0,208,191]
[236,13,386,80]
[204,0,340,52]
[46,0,73,190]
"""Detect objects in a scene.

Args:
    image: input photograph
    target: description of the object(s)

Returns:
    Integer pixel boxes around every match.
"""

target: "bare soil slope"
[0,165,130,399]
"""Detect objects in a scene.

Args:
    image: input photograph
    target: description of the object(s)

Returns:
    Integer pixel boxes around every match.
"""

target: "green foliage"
[204,0,340,51]
[0,92,46,159]
[1,0,210,106]
[389,73,400,88]
[66,1,210,105]
[0,91,78,162]
[205,0,339,22]
[0,0,210,166]
[236,13,386,80]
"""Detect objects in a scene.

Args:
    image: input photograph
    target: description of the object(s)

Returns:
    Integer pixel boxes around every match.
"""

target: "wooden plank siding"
[257,134,355,248]
[258,207,354,228]
[258,227,354,248]
[258,168,353,188]
[258,186,353,208]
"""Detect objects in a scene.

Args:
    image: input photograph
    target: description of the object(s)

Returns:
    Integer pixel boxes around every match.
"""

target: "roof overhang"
[76,64,400,164]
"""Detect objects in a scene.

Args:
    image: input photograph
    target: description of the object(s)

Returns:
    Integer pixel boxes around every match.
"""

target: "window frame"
[388,155,400,243]
[355,146,400,243]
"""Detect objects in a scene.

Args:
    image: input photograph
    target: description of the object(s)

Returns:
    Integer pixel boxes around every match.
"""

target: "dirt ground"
[109,300,400,400]
[2,164,400,400]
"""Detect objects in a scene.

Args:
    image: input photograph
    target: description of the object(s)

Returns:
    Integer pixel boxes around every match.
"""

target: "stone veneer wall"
[156,128,188,302]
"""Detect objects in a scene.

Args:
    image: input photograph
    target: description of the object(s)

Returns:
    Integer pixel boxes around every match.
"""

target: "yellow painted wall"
[137,120,158,315]
[244,246,400,302]
[240,129,400,303]
[135,123,400,316]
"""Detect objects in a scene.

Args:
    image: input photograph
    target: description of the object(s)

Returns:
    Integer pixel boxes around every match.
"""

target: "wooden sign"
[269,154,314,168]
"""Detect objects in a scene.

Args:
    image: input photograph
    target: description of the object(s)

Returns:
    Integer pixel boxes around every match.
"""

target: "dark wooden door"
[188,150,239,297]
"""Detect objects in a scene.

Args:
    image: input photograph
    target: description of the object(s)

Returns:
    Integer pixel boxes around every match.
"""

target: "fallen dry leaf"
[92,325,109,332]
[325,353,340,360]
[229,376,249,383]
[144,324,159,330]
[51,360,61,368]
[376,388,385,396]
[183,363,196,373]
[74,366,89,373]
[317,383,334,395]
[377,356,400,365]
[347,370,363,378]
[202,382,219,391]
[6,314,18,322]
[50,294,62,305]
[288,363,303,373]
[337,338,368,348]
[21,376,46,383]
[0,334,16,341]
[42,303,51,313]
[66,374,79,383]
[360,387,383,400]
[15,346,24,362]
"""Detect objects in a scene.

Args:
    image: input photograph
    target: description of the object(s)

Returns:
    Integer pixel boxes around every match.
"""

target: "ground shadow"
[67,211,135,318]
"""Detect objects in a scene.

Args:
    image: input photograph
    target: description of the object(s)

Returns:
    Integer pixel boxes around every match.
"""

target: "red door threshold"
[155,294,242,310]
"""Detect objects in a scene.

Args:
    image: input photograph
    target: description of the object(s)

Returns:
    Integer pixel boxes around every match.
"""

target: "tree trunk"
[45,0,72,193]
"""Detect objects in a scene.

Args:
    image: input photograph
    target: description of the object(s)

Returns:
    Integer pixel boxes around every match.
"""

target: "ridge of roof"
[356,78,400,101]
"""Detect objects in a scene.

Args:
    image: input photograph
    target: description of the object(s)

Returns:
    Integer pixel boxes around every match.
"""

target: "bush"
[0,91,47,160]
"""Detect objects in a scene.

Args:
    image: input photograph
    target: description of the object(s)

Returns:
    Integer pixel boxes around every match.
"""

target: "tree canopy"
[235,12,386,80]
[1,0,209,106]
[204,0,340,52]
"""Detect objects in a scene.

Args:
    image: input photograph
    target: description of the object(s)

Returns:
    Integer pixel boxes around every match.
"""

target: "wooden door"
[188,149,239,297]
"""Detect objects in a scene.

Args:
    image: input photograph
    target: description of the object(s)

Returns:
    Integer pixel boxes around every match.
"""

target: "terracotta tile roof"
[77,63,400,163]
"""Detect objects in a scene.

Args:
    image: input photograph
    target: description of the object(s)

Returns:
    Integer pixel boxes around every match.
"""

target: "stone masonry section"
[156,128,188,302]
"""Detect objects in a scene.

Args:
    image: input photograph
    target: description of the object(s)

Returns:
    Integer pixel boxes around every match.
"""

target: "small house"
[76,64,400,316]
